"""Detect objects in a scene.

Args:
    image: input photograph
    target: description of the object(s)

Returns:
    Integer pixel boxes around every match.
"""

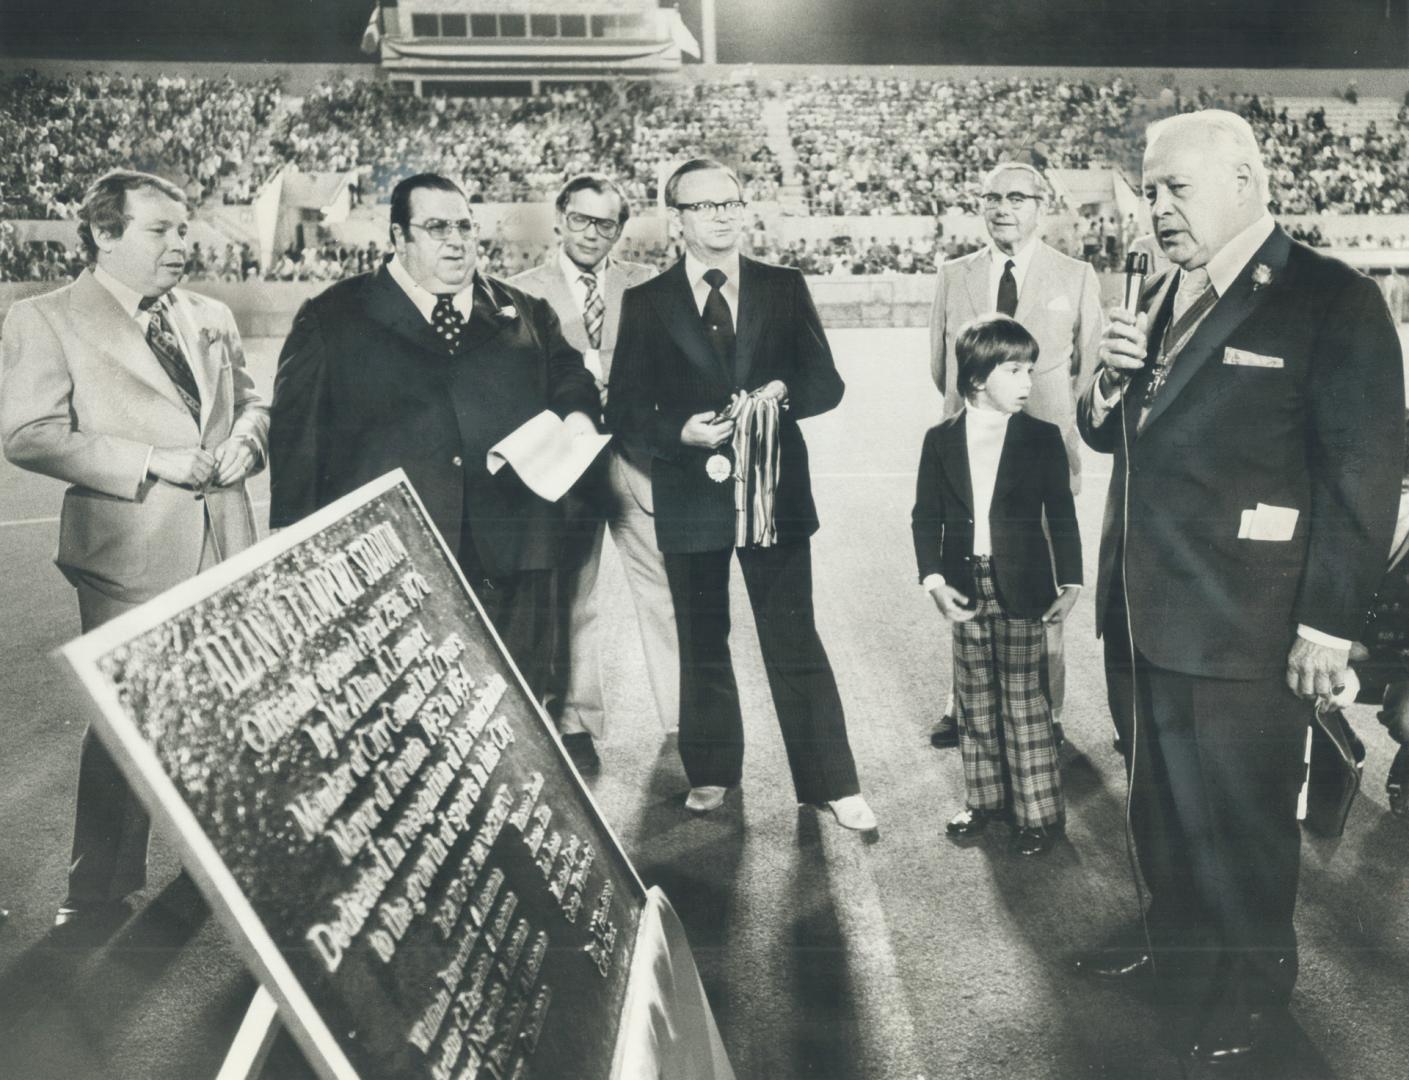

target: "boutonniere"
[1250,263,1273,291]
[197,326,223,348]
[495,304,518,322]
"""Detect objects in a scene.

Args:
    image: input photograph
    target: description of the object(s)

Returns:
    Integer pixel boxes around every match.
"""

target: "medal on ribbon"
[706,453,732,483]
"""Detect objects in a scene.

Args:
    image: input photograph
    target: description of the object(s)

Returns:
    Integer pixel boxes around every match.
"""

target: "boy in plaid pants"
[911,316,1083,856]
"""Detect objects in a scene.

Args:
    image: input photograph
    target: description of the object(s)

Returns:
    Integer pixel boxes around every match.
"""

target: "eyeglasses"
[981,192,1042,209]
[409,218,477,241]
[673,200,747,219]
[563,211,622,239]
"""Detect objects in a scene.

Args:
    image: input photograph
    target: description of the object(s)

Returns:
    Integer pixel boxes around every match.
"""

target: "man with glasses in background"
[269,173,598,698]
[608,158,876,831]
[926,162,1104,751]
[510,175,676,776]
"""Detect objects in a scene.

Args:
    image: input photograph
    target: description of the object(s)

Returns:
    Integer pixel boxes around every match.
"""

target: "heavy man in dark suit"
[269,173,599,697]
[1074,111,1403,1066]
[607,158,875,831]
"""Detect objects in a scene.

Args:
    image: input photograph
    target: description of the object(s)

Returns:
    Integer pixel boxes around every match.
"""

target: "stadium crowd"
[0,71,282,220]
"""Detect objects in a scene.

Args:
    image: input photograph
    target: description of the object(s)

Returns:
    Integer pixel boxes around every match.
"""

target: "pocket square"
[1223,347,1283,369]
[1046,296,1072,312]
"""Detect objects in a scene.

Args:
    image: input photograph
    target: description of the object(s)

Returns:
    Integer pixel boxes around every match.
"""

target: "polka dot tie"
[432,294,464,354]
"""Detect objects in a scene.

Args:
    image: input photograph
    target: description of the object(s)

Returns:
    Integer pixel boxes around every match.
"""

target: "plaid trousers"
[952,557,1063,828]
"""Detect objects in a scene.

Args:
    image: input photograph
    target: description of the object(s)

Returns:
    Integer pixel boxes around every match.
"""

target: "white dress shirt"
[560,247,607,380]
[986,236,1039,311]
[386,254,475,322]
[685,250,742,318]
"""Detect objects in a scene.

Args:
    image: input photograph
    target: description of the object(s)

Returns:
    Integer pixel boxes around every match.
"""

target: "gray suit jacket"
[1,269,268,603]
[511,254,659,510]
[929,241,1104,490]
[510,254,657,381]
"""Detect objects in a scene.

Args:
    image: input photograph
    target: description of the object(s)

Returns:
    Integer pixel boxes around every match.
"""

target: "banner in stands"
[60,470,645,1080]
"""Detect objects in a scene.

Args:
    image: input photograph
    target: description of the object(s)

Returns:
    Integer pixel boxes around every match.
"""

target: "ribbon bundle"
[721,389,782,548]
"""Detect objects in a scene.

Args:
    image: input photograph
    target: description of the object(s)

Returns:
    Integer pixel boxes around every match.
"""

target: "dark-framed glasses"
[410,218,477,241]
[563,211,623,239]
[673,199,747,219]
[981,192,1042,209]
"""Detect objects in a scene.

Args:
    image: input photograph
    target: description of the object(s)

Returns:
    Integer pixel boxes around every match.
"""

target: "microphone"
[1122,250,1149,315]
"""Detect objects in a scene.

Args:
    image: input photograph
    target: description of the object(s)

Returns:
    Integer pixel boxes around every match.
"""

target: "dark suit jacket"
[605,256,843,554]
[268,265,598,578]
[1078,225,1404,679]
[911,410,1082,618]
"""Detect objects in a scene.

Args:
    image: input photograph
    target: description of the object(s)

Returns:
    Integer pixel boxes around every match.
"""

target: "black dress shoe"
[1012,825,1058,856]
[929,715,958,749]
[1113,735,1128,757]
[1071,943,1154,981]
[561,732,601,777]
[945,805,1004,838]
[1188,1010,1268,1067]
[1388,745,1408,816]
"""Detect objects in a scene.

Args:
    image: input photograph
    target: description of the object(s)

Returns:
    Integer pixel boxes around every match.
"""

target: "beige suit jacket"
[929,241,1104,490]
[511,254,659,509]
[1,269,269,603]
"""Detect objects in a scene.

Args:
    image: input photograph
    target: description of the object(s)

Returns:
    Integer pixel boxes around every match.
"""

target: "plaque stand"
[216,987,280,1080]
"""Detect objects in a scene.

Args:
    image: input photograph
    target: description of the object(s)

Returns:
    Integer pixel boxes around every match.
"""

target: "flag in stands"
[360,4,381,55]
[667,9,702,59]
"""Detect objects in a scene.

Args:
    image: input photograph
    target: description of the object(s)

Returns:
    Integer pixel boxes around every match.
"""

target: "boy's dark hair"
[956,315,1039,400]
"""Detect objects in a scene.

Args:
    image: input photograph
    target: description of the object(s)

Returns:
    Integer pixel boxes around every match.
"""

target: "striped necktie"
[581,272,604,349]
[139,295,201,421]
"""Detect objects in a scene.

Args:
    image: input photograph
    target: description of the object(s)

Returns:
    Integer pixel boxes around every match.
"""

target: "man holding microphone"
[1074,111,1402,1065]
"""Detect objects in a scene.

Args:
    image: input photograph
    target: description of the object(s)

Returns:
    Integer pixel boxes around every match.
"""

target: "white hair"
[1145,109,1270,204]
[981,161,1050,197]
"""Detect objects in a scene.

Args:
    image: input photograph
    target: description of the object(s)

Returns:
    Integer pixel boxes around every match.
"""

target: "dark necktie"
[139,295,201,421]
[996,258,1018,316]
[581,272,605,349]
[432,293,465,354]
[702,267,736,375]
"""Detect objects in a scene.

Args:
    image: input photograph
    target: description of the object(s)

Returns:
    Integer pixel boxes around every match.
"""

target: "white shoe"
[826,794,878,831]
[684,785,728,813]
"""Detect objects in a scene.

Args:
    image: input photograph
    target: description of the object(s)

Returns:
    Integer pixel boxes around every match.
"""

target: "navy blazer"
[1078,226,1404,679]
[268,266,598,578]
[605,256,843,554]
[912,410,1082,618]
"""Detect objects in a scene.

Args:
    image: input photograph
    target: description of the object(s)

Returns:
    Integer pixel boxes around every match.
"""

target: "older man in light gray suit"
[511,174,676,774]
[928,162,1104,746]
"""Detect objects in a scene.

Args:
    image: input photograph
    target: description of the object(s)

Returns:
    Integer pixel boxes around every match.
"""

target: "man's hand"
[929,583,976,623]
[148,446,216,489]
[681,411,734,449]
[1042,585,1081,625]
[1286,636,1352,701]
[757,379,789,406]
[1097,309,1150,396]
[211,436,258,487]
[562,410,598,439]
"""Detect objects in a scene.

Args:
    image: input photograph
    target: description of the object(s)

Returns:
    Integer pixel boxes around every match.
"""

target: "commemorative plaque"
[59,472,645,1080]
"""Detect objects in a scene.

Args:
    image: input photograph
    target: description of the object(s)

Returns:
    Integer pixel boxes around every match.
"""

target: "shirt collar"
[387,254,475,323]
[1202,213,1275,298]
[685,250,742,291]
[92,264,159,319]
[988,235,1039,279]
[560,247,608,284]
[963,402,1014,429]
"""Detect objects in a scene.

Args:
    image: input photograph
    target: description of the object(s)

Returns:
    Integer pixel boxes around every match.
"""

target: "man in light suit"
[1073,111,1402,1066]
[607,158,875,831]
[511,174,676,776]
[928,162,1104,748]
[1,169,268,933]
